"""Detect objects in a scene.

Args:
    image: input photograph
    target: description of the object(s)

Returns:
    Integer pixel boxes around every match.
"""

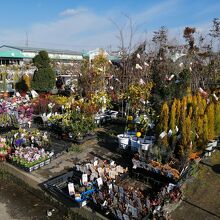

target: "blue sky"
[0,0,219,50]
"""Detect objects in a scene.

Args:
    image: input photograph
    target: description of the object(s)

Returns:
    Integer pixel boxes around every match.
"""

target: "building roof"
[0,50,25,58]
[82,48,119,61]
[0,45,82,56]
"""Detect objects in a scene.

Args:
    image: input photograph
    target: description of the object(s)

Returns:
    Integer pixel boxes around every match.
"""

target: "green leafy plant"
[0,71,8,92]
[31,51,56,92]
[68,144,82,153]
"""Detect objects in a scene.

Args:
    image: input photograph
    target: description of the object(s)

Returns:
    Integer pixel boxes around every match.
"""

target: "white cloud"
[26,10,115,50]
[60,8,88,17]
[0,1,215,52]
[134,0,179,25]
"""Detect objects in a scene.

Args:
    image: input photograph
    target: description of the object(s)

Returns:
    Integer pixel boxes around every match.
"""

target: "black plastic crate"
[42,170,95,208]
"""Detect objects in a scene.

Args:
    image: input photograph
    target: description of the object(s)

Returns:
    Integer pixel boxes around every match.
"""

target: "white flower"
[168,74,175,81]
[135,64,143,70]
[179,62,183,68]
[144,62,149,66]
[139,78,145,85]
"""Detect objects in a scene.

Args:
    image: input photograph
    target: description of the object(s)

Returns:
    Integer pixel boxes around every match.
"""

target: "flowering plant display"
[0,113,19,129]
[12,128,50,148]
[90,91,112,112]
[48,95,70,107]
[70,98,99,116]
[17,104,33,125]
[124,83,153,113]
[31,95,71,115]
[0,96,33,126]
[48,110,96,140]
[0,138,10,156]
[32,96,52,115]
[10,146,52,168]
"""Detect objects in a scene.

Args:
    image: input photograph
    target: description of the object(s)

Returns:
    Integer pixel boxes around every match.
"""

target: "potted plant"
[9,146,53,172]
[15,76,29,97]
[0,71,8,99]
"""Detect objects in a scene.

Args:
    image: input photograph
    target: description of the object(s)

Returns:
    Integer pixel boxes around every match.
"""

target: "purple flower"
[15,139,24,146]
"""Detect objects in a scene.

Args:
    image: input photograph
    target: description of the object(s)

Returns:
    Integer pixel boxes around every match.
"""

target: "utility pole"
[25,32,29,47]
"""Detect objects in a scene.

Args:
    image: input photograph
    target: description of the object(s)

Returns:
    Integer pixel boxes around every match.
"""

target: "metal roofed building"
[82,48,120,62]
[0,45,83,65]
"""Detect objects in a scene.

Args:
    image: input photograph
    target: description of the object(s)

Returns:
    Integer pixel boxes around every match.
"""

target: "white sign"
[110,160,115,166]
[168,129,172,137]
[81,200,87,207]
[31,90,39,98]
[68,183,75,196]
[159,131,167,139]
[97,177,103,188]
[82,174,88,185]
[16,92,21,97]
[108,183,113,190]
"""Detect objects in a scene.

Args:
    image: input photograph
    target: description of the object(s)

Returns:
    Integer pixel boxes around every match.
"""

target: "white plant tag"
[68,183,75,196]
[94,160,98,166]
[97,177,103,188]
[82,174,88,185]
[159,131,167,139]
[81,200,87,207]
[110,160,115,166]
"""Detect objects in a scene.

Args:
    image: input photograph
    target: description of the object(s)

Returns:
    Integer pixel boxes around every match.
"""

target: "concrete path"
[0,178,63,220]
[0,202,18,220]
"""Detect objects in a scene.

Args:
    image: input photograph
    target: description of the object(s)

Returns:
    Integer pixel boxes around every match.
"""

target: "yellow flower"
[136,132,141,138]
[128,116,133,121]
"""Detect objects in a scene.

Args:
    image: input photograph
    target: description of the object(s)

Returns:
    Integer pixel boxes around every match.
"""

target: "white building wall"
[23,51,83,61]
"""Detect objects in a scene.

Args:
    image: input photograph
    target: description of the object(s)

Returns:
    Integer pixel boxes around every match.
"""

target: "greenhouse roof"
[0,50,25,58]
[0,45,82,56]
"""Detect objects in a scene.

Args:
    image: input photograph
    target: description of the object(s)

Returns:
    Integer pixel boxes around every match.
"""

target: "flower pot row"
[94,110,118,126]
[117,134,154,151]
[9,158,51,172]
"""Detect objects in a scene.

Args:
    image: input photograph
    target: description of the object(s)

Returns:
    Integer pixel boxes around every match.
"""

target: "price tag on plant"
[116,165,124,173]
[109,170,116,179]
[81,200,87,207]
[94,160,98,166]
[97,177,103,188]
[82,174,88,185]
[108,183,113,190]
[110,160,115,166]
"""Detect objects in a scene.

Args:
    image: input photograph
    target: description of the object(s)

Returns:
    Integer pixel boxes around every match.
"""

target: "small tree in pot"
[31,51,56,93]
